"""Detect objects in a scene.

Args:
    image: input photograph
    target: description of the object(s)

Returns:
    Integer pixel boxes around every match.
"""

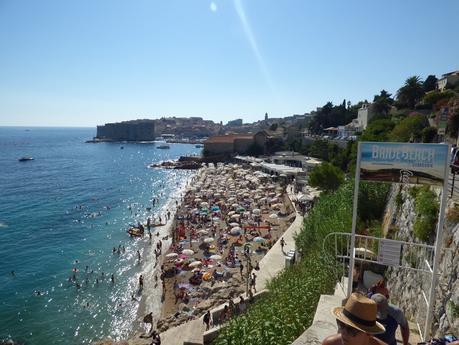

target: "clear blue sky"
[0,0,458,127]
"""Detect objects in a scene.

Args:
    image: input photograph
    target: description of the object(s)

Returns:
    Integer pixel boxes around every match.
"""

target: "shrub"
[413,187,439,242]
[308,162,345,192]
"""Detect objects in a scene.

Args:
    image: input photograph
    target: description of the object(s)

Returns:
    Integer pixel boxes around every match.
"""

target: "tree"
[360,118,395,142]
[308,162,344,192]
[396,76,425,109]
[421,126,437,143]
[423,75,438,93]
[373,89,394,115]
[389,114,428,142]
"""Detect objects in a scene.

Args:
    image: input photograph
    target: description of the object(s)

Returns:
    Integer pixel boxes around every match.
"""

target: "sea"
[0,127,201,345]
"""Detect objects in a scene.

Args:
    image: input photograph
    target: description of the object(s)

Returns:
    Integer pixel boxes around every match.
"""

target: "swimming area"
[0,127,201,344]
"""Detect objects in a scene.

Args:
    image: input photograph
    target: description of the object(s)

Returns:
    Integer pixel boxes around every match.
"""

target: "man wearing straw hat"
[323,293,387,345]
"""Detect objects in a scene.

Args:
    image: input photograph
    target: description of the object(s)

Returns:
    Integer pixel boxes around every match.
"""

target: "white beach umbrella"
[209,254,222,260]
[189,261,202,268]
[230,228,241,235]
[227,211,235,216]
[269,213,278,219]
[231,226,242,232]
[166,253,178,259]
[182,249,194,256]
[252,209,261,215]
[200,202,209,208]
[204,237,215,244]
[229,222,239,227]
[231,214,240,219]
[194,198,202,202]
[197,229,209,235]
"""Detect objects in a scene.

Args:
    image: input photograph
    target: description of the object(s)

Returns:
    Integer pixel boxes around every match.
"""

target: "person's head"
[332,293,385,345]
[370,293,389,320]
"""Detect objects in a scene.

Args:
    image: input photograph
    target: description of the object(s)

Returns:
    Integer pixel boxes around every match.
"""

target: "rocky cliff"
[382,184,459,338]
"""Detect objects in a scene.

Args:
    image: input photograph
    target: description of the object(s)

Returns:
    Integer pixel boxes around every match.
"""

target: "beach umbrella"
[194,198,202,202]
[236,207,245,213]
[227,211,236,216]
[166,253,178,259]
[212,217,220,222]
[204,237,215,244]
[209,254,222,260]
[232,203,239,208]
[211,206,220,212]
[231,214,240,219]
[230,228,241,235]
[252,209,261,215]
[253,236,265,243]
[189,261,202,268]
[197,229,208,235]
[229,222,239,227]
[200,202,209,208]
[182,249,194,256]
[269,213,278,219]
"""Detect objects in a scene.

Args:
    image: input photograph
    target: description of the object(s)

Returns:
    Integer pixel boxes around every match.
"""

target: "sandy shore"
[149,163,295,334]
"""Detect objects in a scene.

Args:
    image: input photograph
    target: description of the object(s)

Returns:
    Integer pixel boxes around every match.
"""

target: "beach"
[131,163,296,339]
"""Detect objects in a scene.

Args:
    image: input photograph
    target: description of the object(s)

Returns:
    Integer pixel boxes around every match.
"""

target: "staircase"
[291,278,422,345]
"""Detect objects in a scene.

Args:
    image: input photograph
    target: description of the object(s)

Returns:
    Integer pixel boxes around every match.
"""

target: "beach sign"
[359,142,449,186]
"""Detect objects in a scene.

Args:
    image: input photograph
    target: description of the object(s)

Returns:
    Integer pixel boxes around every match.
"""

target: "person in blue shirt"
[371,294,410,345]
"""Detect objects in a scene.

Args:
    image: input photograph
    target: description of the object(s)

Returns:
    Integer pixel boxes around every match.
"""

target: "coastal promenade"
[130,184,303,345]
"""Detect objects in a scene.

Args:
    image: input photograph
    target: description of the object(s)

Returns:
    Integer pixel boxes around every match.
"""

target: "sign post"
[350,142,449,340]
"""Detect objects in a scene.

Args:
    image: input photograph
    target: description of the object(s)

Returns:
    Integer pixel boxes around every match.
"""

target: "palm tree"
[373,89,393,115]
[396,76,425,109]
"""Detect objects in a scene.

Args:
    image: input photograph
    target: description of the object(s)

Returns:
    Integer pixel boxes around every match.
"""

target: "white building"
[357,103,374,130]
[437,71,459,91]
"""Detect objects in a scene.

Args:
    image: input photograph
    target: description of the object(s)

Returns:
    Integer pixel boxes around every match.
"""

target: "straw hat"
[332,293,385,334]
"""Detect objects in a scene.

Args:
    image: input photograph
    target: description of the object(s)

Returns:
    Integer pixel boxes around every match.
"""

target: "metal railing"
[323,232,436,340]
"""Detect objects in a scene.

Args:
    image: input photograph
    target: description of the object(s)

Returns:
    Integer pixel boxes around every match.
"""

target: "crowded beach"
[151,163,296,333]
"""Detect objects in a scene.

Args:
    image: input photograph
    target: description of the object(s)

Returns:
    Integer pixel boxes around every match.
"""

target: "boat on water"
[157,144,170,149]
[195,144,203,148]
[18,157,34,162]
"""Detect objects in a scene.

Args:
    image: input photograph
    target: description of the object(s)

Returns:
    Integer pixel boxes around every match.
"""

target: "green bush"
[308,162,345,192]
[413,187,439,242]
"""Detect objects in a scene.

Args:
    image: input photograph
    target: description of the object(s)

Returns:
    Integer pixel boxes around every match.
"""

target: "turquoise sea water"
[0,127,200,345]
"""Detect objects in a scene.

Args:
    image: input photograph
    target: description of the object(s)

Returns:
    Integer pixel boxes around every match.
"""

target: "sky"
[0,0,458,127]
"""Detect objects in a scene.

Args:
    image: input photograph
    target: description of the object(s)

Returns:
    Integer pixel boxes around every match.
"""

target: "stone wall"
[383,184,459,338]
